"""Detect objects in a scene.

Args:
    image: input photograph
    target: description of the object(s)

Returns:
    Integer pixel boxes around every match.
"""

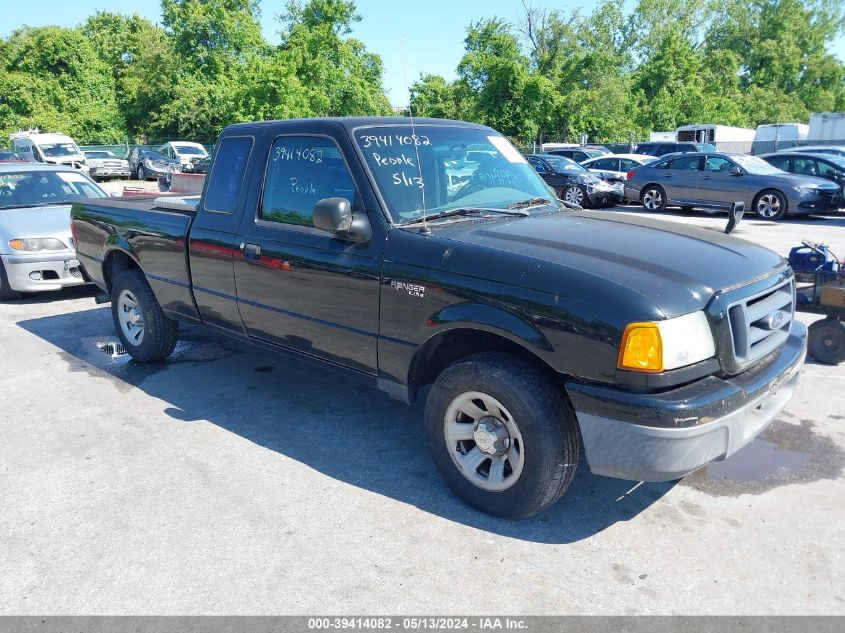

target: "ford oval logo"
[763,310,786,330]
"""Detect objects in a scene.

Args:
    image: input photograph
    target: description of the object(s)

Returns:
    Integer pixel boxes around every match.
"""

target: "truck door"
[189,135,259,333]
[233,133,386,375]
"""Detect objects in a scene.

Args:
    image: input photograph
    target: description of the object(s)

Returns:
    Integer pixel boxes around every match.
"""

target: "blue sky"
[3,0,844,107]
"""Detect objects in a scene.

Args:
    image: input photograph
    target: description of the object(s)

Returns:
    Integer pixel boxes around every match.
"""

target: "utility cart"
[789,241,845,365]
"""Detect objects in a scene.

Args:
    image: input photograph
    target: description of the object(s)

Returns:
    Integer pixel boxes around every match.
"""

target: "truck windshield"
[354,125,557,223]
[0,170,106,209]
[39,143,82,158]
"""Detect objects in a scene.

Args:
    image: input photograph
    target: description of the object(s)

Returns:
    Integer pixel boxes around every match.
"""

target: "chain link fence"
[516,137,845,156]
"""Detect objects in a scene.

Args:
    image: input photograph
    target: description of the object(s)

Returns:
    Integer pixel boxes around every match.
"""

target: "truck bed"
[72,195,200,323]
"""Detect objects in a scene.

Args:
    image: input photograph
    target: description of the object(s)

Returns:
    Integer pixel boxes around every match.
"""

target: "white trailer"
[675,124,756,153]
[752,123,809,154]
[808,113,845,143]
[648,131,675,142]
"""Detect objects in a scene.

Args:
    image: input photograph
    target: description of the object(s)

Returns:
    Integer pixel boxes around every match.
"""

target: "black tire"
[424,353,579,518]
[110,269,179,362]
[0,259,22,301]
[562,184,589,208]
[808,318,845,365]
[641,184,667,212]
[137,165,146,181]
[753,189,788,220]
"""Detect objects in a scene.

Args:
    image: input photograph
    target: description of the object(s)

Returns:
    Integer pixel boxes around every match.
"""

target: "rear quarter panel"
[72,199,199,322]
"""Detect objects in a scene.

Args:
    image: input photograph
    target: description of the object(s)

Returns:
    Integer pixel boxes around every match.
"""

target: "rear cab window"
[204,136,254,214]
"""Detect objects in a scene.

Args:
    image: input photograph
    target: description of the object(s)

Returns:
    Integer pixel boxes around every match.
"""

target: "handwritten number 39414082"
[273,146,323,164]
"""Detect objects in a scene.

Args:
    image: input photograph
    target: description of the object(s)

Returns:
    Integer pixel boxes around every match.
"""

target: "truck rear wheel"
[110,269,179,362]
[808,318,845,365]
[0,260,22,301]
[424,353,579,518]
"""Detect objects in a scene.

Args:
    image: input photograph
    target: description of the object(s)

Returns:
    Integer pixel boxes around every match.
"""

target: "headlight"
[792,185,820,194]
[9,238,68,252]
[618,311,715,372]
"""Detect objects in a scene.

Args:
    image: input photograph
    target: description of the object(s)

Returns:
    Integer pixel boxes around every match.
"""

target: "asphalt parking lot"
[1,206,844,615]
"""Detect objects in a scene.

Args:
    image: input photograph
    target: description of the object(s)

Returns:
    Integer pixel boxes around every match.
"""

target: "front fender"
[426,302,553,353]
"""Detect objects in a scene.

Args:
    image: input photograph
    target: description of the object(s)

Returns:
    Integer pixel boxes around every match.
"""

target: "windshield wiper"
[400,206,529,226]
[507,197,554,210]
[0,204,44,211]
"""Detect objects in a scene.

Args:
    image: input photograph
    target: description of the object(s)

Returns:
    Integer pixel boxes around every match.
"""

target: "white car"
[10,131,90,174]
[0,164,108,300]
[580,153,658,183]
[159,141,209,170]
[83,150,131,181]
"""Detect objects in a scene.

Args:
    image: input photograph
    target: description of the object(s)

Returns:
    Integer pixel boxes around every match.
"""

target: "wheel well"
[409,328,558,398]
[102,250,140,292]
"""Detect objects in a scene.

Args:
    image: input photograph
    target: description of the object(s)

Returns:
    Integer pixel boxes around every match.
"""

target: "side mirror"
[312,197,372,243]
[729,166,743,176]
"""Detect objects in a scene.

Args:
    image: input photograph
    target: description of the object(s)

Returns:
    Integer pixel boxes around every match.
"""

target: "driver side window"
[705,157,734,172]
[260,136,357,228]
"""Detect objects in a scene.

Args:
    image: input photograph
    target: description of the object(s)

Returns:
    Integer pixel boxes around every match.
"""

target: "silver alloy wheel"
[756,193,781,218]
[117,289,145,345]
[564,186,584,205]
[443,390,525,492]
[642,188,662,210]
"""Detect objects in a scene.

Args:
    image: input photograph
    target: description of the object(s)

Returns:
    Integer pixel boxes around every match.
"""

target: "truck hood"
[0,204,74,252]
[436,210,787,318]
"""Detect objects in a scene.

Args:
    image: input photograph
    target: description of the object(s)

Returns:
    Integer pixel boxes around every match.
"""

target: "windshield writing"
[355,125,556,223]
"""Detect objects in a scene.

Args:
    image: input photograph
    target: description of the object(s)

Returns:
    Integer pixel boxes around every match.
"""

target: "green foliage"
[0,0,391,145]
[1,0,843,146]
[0,26,125,142]
[411,0,845,144]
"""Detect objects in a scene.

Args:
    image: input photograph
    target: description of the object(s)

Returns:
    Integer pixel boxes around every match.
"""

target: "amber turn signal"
[618,322,664,372]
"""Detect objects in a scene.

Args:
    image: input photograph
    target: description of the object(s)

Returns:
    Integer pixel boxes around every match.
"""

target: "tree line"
[0,0,392,144]
[411,0,845,144]
[0,0,843,146]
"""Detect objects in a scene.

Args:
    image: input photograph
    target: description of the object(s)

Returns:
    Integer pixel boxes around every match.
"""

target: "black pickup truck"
[72,117,807,518]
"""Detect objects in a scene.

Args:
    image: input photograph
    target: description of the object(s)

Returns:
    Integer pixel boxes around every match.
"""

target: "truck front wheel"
[110,269,179,362]
[424,353,579,518]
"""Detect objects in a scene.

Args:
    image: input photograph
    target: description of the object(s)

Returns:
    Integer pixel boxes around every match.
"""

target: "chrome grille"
[727,278,794,366]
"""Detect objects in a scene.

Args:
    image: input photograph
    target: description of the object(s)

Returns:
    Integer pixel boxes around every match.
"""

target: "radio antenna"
[402,35,429,235]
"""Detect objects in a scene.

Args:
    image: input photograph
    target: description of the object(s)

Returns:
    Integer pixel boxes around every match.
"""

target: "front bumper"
[566,320,807,481]
[794,190,842,213]
[90,166,131,179]
[2,252,87,292]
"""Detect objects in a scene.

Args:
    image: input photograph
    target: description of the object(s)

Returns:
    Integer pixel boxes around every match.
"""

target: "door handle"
[242,243,261,261]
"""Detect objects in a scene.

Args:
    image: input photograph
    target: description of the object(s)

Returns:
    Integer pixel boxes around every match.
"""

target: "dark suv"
[761,152,845,197]
[636,142,717,157]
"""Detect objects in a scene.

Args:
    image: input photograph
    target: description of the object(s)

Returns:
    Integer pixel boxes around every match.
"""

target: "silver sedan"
[0,164,109,300]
